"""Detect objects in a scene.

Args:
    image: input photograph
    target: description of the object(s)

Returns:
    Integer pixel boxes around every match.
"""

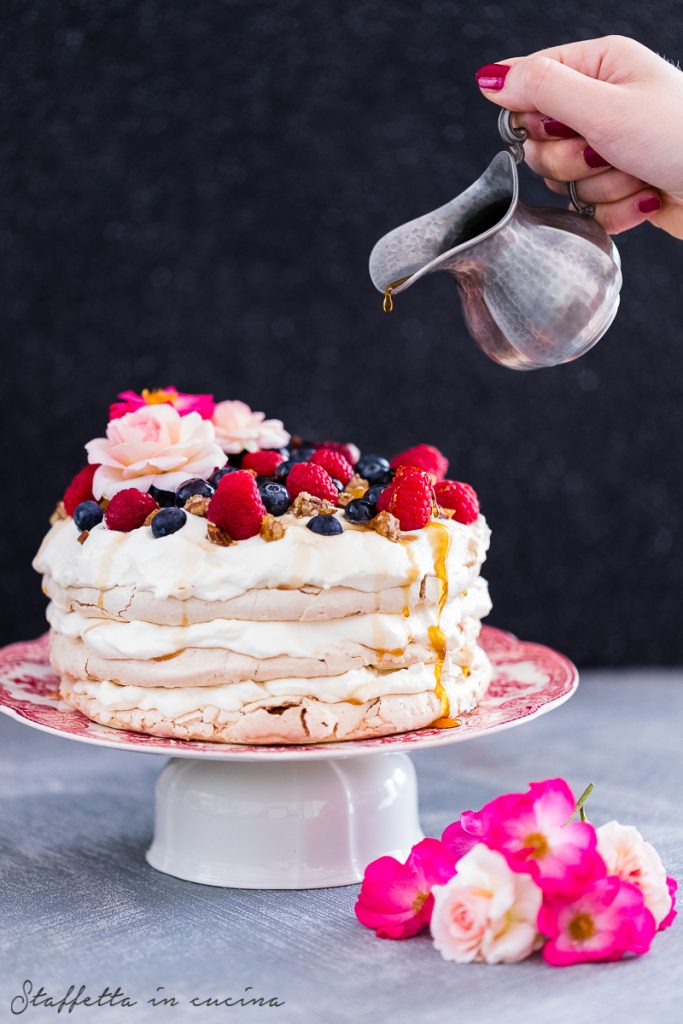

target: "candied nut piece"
[207,522,233,546]
[260,513,285,542]
[371,510,400,542]
[77,530,89,545]
[143,509,161,527]
[344,474,369,500]
[50,501,67,524]
[185,494,210,517]
[337,491,354,508]
[290,491,337,518]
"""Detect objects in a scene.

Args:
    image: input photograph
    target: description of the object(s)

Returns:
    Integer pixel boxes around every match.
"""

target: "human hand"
[475,36,683,238]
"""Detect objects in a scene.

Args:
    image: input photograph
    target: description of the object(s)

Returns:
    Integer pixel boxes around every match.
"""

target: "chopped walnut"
[77,530,89,545]
[337,491,354,507]
[50,501,67,524]
[207,522,233,546]
[185,495,210,517]
[260,514,285,542]
[290,491,337,517]
[143,509,160,527]
[371,510,400,542]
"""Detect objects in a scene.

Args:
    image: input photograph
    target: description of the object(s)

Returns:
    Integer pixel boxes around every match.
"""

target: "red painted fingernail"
[475,63,510,91]
[542,117,575,139]
[583,146,609,169]
[637,195,661,213]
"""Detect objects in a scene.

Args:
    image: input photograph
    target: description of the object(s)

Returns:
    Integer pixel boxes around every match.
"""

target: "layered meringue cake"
[34,389,492,744]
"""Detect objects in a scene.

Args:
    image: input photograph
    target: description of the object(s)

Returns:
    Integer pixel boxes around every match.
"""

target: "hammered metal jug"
[369,110,622,370]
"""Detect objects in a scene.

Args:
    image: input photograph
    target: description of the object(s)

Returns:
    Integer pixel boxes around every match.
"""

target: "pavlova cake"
[33,387,492,744]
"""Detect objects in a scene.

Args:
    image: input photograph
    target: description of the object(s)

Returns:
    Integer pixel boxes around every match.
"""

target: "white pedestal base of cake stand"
[145,752,423,889]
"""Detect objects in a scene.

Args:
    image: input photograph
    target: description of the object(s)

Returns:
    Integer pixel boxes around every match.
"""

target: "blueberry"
[285,447,316,464]
[356,455,391,484]
[364,482,386,507]
[330,477,344,492]
[73,500,104,532]
[175,478,213,507]
[344,499,375,524]
[149,485,176,508]
[273,458,296,482]
[258,481,291,516]
[307,514,343,536]
[209,466,237,488]
[151,507,187,538]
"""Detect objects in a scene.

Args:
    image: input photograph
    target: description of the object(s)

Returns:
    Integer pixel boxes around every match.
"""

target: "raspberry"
[105,488,159,532]
[377,466,434,530]
[286,462,339,503]
[317,441,360,466]
[241,450,285,476]
[311,448,354,485]
[434,481,480,524]
[390,444,448,482]
[63,464,99,517]
[207,470,266,540]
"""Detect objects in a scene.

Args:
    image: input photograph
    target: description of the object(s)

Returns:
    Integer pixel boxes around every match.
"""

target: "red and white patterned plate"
[0,627,577,761]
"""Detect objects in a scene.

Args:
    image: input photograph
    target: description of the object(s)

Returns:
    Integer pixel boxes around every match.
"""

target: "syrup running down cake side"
[34,389,492,744]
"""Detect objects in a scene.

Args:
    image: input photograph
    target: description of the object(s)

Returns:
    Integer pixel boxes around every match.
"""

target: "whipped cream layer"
[46,579,491,661]
[34,512,490,601]
[69,647,490,716]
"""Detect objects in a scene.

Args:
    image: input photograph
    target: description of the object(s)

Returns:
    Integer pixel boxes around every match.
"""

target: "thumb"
[476,55,625,141]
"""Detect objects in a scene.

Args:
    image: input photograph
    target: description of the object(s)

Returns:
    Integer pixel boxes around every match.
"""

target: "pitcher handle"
[498,108,595,218]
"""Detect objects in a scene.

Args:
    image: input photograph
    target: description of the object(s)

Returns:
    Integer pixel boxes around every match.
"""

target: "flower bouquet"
[355,778,677,965]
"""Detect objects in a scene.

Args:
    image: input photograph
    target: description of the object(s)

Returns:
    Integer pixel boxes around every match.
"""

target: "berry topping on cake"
[286,463,339,504]
[148,485,177,508]
[73,500,104,532]
[105,489,159,532]
[209,466,237,488]
[434,480,480,524]
[390,443,448,482]
[207,470,267,540]
[364,482,387,507]
[63,464,99,517]
[377,466,434,530]
[316,441,360,467]
[311,448,354,485]
[258,480,291,516]
[151,507,188,538]
[307,514,343,536]
[242,450,286,476]
[356,454,391,484]
[344,499,375,524]
[175,478,214,507]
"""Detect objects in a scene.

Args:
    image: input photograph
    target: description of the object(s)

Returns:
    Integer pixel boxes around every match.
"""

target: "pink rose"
[596,821,677,930]
[355,838,456,940]
[539,875,656,966]
[109,387,215,420]
[448,778,606,896]
[86,405,226,499]
[430,844,542,964]
[212,400,290,454]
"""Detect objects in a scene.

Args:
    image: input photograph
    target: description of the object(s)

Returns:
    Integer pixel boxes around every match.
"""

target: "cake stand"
[0,627,577,889]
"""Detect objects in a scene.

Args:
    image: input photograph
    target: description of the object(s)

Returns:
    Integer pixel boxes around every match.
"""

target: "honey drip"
[428,522,459,727]
[381,276,409,314]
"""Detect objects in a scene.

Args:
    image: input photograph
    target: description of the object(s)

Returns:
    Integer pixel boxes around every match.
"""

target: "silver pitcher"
[369,110,622,370]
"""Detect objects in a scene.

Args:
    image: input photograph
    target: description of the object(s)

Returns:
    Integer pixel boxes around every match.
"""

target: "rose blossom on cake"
[86,405,227,499]
[596,821,677,930]
[109,387,215,420]
[430,844,542,964]
[212,400,290,454]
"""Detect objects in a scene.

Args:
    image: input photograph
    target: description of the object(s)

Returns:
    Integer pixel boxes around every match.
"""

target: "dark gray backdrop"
[3,0,683,664]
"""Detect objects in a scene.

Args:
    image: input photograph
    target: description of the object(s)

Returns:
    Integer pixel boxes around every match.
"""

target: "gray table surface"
[1,670,681,1024]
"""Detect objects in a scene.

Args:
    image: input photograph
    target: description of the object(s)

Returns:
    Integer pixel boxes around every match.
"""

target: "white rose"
[430,844,542,964]
[596,821,671,927]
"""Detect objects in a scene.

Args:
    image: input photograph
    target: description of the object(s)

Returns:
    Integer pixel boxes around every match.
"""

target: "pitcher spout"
[369,150,519,297]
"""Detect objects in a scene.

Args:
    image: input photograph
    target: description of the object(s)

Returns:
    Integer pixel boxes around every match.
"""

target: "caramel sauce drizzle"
[427,522,460,729]
[382,276,409,314]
